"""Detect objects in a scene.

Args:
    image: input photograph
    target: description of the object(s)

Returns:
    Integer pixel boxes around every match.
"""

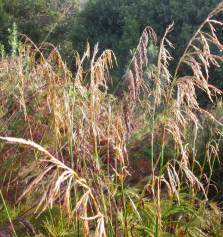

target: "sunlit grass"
[0,2,223,237]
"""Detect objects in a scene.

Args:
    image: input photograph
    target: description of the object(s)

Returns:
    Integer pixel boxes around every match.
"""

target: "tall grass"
[0,2,223,237]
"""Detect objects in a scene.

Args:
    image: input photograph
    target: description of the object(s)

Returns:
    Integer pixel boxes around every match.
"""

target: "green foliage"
[31,207,81,237]
[8,22,18,56]
[1,0,222,86]
[0,0,78,60]
[0,192,19,226]
[72,0,221,76]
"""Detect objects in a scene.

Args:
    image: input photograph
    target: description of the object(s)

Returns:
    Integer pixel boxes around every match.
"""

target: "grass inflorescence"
[0,2,223,237]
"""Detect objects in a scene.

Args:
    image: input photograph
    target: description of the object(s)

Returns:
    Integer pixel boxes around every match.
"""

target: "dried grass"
[0,2,223,236]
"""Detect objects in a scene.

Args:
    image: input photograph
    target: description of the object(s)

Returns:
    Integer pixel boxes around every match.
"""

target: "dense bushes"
[72,0,220,73]
[0,0,77,58]
[1,0,222,93]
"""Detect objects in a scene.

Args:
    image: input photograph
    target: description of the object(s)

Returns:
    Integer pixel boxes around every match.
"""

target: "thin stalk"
[159,129,166,176]
[191,124,198,173]
[156,178,162,237]
[0,190,18,237]
[69,142,74,169]
[121,173,128,237]
[151,108,155,179]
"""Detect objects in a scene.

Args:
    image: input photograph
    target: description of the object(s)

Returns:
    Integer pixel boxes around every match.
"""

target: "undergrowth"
[0,2,223,237]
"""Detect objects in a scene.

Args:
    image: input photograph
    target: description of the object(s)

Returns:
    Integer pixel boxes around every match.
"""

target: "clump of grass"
[0,37,129,236]
[0,2,223,237]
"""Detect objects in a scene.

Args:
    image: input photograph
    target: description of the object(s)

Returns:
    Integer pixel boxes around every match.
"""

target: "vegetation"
[72,0,220,70]
[0,0,77,60]
[0,1,223,237]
